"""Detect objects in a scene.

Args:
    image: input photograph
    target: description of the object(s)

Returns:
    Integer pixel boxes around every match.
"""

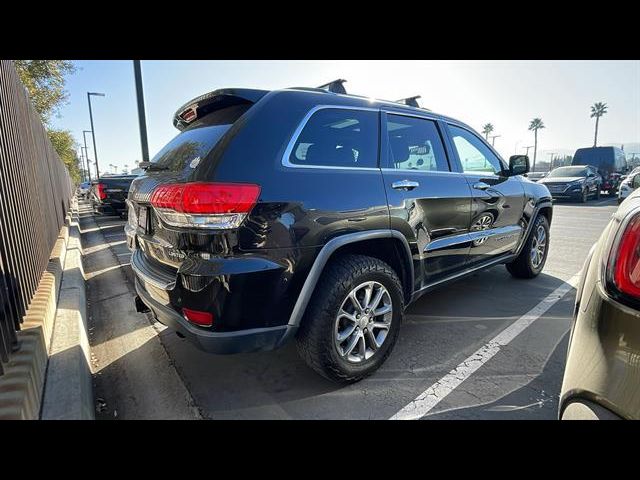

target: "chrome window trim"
[381,108,441,122]
[380,168,462,177]
[281,105,381,171]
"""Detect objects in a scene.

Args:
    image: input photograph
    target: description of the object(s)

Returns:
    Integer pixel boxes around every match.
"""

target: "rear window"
[151,104,250,171]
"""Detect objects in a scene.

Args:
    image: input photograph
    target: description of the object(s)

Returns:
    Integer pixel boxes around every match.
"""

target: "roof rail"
[317,79,347,94]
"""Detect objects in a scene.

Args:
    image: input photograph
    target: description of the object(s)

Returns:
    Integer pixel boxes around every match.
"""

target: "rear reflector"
[610,213,640,299]
[150,182,260,229]
[182,308,214,327]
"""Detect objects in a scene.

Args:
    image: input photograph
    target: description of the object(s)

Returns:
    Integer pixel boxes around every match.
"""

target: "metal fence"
[0,60,73,376]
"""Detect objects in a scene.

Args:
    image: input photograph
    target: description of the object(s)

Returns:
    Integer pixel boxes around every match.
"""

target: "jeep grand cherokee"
[127,84,553,383]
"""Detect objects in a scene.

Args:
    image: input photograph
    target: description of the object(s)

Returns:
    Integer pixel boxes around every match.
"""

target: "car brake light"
[150,182,260,229]
[609,213,640,299]
[182,307,213,327]
[97,183,107,200]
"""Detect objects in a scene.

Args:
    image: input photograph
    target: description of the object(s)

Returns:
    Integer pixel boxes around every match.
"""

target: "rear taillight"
[608,213,640,300]
[97,183,107,200]
[182,307,213,327]
[150,182,261,229]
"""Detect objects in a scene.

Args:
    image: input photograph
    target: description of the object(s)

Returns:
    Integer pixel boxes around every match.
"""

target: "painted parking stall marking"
[389,274,580,420]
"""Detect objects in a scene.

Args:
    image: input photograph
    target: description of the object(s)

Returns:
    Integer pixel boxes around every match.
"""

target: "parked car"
[571,146,628,196]
[526,171,547,182]
[90,175,137,218]
[538,165,602,202]
[77,181,90,199]
[560,186,640,420]
[126,85,553,383]
[618,172,640,204]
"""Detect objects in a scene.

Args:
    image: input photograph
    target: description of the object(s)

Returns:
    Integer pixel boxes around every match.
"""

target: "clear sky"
[51,60,640,175]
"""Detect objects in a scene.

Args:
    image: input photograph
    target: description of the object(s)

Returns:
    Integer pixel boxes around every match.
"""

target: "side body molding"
[287,230,414,328]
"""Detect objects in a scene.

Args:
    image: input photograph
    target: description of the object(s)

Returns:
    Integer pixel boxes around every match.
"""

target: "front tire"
[580,189,588,203]
[295,254,404,383]
[506,215,550,279]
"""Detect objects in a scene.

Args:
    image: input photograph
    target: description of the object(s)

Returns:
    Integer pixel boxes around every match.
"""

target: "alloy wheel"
[530,224,547,269]
[334,281,393,363]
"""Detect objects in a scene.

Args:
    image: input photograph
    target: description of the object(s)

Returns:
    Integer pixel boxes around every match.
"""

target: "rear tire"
[595,188,601,200]
[295,254,404,383]
[506,215,550,279]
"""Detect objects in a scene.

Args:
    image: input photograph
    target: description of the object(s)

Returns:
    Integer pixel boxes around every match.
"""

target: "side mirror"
[508,155,529,176]
[633,175,640,189]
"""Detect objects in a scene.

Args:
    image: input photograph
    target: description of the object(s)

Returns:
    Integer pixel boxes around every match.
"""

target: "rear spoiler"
[172,88,268,131]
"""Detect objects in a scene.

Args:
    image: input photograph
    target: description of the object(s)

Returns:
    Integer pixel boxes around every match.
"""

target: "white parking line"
[389,275,579,420]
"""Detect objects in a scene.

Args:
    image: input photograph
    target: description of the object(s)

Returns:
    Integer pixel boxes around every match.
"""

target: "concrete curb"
[0,213,70,420]
[41,200,94,420]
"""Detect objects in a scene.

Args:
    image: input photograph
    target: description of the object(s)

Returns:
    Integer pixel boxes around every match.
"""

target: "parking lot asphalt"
[85,196,619,419]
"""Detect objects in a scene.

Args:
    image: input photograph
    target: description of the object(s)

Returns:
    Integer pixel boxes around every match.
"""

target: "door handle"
[472,181,491,190]
[392,180,419,191]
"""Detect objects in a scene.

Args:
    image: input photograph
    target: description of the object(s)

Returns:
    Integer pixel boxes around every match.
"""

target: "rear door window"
[151,103,250,171]
[384,114,450,172]
[288,108,378,168]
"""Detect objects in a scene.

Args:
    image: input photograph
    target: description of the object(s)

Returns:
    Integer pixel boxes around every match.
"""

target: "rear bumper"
[135,277,297,354]
[94,199,127,215]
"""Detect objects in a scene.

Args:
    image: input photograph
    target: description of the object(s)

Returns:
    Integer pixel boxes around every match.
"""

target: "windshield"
[547,166,588,178]
[150,103,250,171]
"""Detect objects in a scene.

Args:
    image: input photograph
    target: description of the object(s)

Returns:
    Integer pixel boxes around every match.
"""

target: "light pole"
[87,92,105,180]
[514,140,522,154]
[133,61,150,163]
[489,134,501,147]
[82,130,92,183]
[548,152,557,171]
[78,147,85,182]
[523,145,534,158]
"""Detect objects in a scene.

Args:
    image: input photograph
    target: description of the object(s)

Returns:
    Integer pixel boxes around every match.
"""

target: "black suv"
[127,85,553,382]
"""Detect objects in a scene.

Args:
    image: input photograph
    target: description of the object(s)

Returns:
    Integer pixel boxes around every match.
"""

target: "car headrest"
[305,141,356,166]
[389,135,410,163]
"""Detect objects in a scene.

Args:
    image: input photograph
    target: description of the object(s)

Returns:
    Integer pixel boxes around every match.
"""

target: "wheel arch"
[287,230,414,328]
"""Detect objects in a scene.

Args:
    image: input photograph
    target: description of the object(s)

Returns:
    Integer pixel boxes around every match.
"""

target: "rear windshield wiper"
[139,161,169,171]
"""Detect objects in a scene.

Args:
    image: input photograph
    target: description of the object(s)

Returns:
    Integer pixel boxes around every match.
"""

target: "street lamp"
[87,92,105,180]
[489,134,501,147]
[82,130,93,183]
[133,61,150,163]
[514,140,522,154]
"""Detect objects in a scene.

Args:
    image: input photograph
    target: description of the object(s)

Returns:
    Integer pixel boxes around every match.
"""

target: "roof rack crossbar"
[396,95,422,108]
[317,79,347,94]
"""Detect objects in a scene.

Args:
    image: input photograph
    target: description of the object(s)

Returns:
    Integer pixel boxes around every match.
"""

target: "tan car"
[560,188,640,419]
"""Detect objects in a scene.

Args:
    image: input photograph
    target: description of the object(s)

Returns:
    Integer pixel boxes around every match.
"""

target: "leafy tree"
[13,60,76,125]
[528,118,545,172]
[13,60,79,183]
[482,123,494,140]
[590,102,608,147]
[48,129,81,183]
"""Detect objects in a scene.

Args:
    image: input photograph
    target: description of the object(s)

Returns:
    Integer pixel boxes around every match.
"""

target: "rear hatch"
[98,176,137,203]
[127,89,266,272]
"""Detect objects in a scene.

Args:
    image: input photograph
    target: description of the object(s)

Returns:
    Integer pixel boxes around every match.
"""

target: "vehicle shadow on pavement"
[422,331,570,420]
[552,198,618,208]
[150,267,575,419]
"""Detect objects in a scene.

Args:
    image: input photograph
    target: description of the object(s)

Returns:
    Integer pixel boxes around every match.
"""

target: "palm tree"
[528,118,545,172]
[590,102,608,147]
[482,123,494,140]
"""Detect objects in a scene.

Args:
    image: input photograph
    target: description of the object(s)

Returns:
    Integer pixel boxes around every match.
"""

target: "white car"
[618,173,640,204]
